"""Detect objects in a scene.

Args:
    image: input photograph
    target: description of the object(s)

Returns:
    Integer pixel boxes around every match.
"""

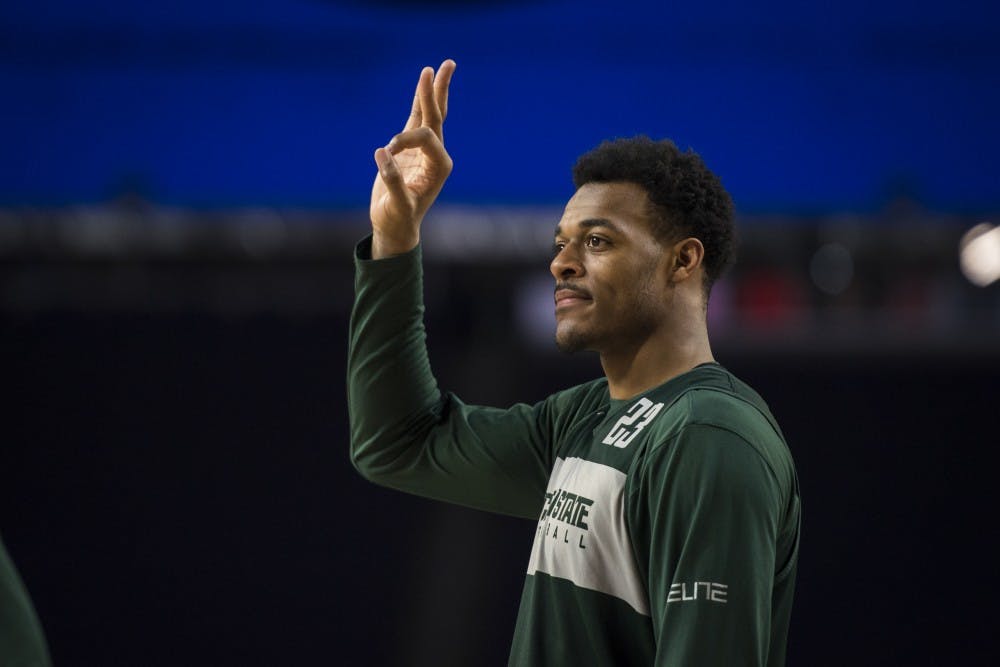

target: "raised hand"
[370,59,456,259]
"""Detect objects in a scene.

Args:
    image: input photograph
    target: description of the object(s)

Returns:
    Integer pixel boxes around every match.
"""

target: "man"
[348,60,800,666]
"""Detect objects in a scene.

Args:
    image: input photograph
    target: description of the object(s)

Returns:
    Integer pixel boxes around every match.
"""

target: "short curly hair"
[572,136,737,295]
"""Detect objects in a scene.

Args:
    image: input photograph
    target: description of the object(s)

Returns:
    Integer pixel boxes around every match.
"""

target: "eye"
[552,241,566,255]
[585,235,608,249]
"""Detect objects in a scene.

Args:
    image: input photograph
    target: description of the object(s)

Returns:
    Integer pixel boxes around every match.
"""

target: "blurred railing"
[1,202,997,358]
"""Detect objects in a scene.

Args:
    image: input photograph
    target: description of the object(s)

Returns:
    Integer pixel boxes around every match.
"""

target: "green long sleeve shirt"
[348,238,800,666]
[0,536,51,667]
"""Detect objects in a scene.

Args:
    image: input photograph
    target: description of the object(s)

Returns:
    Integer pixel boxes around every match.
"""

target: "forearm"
[347,235,552,518]
[351,59,461,487]
[348,236,441,482]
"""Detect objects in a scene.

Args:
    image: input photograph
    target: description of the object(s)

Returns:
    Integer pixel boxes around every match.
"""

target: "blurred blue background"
[3,0,999,210]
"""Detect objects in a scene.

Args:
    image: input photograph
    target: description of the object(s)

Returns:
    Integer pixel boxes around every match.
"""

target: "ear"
[669,237,705,285]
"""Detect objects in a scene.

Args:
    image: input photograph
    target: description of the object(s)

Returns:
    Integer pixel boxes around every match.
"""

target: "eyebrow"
[554,218,623,238]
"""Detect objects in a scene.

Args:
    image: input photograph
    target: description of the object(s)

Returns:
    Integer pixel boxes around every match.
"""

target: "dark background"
[3,0,1000,665]
[4,264,998,666]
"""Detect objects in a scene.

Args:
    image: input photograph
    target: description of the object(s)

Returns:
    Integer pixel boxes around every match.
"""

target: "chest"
[523,397,672,616]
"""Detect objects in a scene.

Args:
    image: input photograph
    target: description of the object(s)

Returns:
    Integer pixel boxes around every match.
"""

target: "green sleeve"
[0,536,52,667]
[347,236,554,519]
[628,424,784,666]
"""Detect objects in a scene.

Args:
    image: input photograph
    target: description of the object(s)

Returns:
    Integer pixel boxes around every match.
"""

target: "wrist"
[371,228,420,259]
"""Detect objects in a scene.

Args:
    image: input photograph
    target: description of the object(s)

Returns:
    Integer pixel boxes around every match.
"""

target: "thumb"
[375,147,410,206]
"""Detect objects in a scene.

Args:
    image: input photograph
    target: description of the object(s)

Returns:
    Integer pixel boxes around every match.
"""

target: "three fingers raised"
[403,60,456,136]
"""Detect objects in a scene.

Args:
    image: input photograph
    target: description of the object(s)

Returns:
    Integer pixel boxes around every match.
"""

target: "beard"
[553,303,607,353]
[554,325,591,354]
[554,284,667,355]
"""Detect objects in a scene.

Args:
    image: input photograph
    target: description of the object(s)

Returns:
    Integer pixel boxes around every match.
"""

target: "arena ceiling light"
[959,223,1000,287]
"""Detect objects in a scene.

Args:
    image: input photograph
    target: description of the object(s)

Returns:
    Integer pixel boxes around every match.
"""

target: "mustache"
[554,282,592,299]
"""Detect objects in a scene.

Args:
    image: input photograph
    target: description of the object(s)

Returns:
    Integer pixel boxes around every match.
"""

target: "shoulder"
[644,370,795,493]
[544,377,608,414]
[683,385,781,449]
[625,422,787,527]
[533,377,608,436]
[547,378,608,424]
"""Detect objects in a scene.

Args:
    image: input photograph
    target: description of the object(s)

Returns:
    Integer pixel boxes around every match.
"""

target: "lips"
[554,287,592,310]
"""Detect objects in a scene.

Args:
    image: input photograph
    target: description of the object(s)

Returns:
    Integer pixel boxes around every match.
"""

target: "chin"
[554,326,593,354]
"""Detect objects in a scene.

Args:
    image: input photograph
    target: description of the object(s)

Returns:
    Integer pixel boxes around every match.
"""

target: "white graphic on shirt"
[667,582,728,603]
[527,457,650,616]
[602,398,665,448]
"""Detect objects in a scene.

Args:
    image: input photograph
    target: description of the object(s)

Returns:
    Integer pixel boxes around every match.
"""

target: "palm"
[370,147,443,227]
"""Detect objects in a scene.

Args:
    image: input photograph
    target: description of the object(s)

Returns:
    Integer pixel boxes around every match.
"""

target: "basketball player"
[348,59,800,666]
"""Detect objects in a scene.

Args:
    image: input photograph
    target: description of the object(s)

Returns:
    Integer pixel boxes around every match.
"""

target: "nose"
[549,241,584,281]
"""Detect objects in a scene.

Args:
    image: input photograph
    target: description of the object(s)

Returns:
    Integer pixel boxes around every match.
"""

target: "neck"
[600,314,715,401]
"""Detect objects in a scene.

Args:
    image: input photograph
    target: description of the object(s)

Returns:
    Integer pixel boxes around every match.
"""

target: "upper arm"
[354,390,557,519]
[629,424,784,666]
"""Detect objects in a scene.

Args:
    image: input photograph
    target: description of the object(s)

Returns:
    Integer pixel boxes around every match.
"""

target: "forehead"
[557,181,653,234]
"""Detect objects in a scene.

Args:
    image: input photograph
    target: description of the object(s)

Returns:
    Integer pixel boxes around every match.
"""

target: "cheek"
[627,260,669,308]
